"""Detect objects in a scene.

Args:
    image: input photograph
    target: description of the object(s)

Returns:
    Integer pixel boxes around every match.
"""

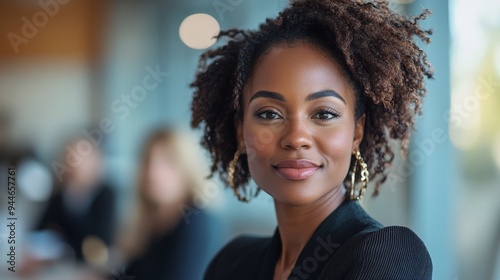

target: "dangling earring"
[228,150,249,202]
[350,150,369,200]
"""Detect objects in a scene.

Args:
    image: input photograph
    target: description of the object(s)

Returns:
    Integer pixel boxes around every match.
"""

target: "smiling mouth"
[272,159,321,181]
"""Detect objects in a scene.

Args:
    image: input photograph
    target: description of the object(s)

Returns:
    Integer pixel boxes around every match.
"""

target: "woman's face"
[145,142,187,206]
[238,42,365,206]
[65,139,102,190]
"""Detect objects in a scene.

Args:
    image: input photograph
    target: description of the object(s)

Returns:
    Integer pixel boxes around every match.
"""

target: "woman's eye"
[313,111,339,120]
[256,110,281,120]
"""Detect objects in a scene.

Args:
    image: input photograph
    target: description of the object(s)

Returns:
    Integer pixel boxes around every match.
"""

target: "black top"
[124,209,218,280]
[36,183,116,261]
[204,195,432,280]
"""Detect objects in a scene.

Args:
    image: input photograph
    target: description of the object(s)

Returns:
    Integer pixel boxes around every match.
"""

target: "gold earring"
[350,150,369,200]
[228,150,249,202]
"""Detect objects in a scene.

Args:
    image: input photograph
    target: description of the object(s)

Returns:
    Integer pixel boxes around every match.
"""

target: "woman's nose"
[280,117,313,150]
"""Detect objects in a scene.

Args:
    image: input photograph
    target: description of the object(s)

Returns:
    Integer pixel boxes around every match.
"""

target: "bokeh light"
[179,13,220,50]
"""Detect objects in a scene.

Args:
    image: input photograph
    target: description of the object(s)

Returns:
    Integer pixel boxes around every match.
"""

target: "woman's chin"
[264,188,327,207]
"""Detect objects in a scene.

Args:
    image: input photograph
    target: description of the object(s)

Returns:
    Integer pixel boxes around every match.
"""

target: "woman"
[119,128,219,280]
[190,0,434,279]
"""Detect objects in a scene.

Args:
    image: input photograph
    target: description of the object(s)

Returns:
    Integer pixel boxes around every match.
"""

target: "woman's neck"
[273,186,346,273]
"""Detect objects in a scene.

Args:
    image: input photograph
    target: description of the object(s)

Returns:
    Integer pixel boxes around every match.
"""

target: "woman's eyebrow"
[249,90,285,103]
[249,89,346,104]
[305,90,346,104]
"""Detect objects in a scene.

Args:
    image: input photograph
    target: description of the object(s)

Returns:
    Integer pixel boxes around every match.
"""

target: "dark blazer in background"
[36,182,116,261]
[204,193,433,280]
[124,208,219,280]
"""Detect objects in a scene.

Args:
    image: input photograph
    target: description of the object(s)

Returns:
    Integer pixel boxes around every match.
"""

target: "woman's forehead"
[244,43,355,105]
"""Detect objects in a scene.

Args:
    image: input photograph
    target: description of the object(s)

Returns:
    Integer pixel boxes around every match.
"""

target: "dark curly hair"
[190,0,433,199]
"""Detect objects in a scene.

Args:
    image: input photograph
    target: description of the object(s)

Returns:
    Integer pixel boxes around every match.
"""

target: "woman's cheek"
[243,122,280,161]
[319,128,354,166]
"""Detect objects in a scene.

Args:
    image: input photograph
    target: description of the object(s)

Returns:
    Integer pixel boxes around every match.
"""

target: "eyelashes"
[312,108,340,121]
[255,109,282,120]
[254,108,341,122]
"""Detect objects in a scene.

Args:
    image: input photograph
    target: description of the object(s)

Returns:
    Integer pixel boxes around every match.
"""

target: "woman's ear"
[353,113,365,152]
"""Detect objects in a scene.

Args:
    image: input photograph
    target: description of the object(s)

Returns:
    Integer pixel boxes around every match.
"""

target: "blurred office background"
[0,0,498,279]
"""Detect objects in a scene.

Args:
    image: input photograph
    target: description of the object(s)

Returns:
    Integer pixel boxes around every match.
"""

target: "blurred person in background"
[23,135,116,273]
[117,127,219,280]
[0,110,52,200]
[0,110,10,164]
[0,110,53,250]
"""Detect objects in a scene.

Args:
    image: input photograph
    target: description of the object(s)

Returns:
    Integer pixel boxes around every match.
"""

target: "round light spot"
[17,159,53,202]
[179,13,220,49]
[82,236,109,267]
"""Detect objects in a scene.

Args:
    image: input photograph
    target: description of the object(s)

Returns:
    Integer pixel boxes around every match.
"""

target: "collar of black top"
[259,193,383,279]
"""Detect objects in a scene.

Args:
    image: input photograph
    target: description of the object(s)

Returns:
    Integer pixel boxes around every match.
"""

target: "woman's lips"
[272,159,321,181]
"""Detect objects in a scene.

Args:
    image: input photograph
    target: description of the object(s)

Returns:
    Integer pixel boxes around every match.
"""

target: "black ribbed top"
[204,195,433,280]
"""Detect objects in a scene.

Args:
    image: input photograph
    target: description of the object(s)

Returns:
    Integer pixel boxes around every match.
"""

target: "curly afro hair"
[190,0,433,200]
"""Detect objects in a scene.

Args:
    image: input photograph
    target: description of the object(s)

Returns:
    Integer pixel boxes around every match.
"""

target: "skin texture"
[236,42,365,280]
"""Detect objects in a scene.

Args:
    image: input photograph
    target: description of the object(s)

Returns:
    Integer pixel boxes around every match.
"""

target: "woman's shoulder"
[320,225,433,279]
[203,234,271,280]
[358,225,429,245]
[355,225,432,263]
